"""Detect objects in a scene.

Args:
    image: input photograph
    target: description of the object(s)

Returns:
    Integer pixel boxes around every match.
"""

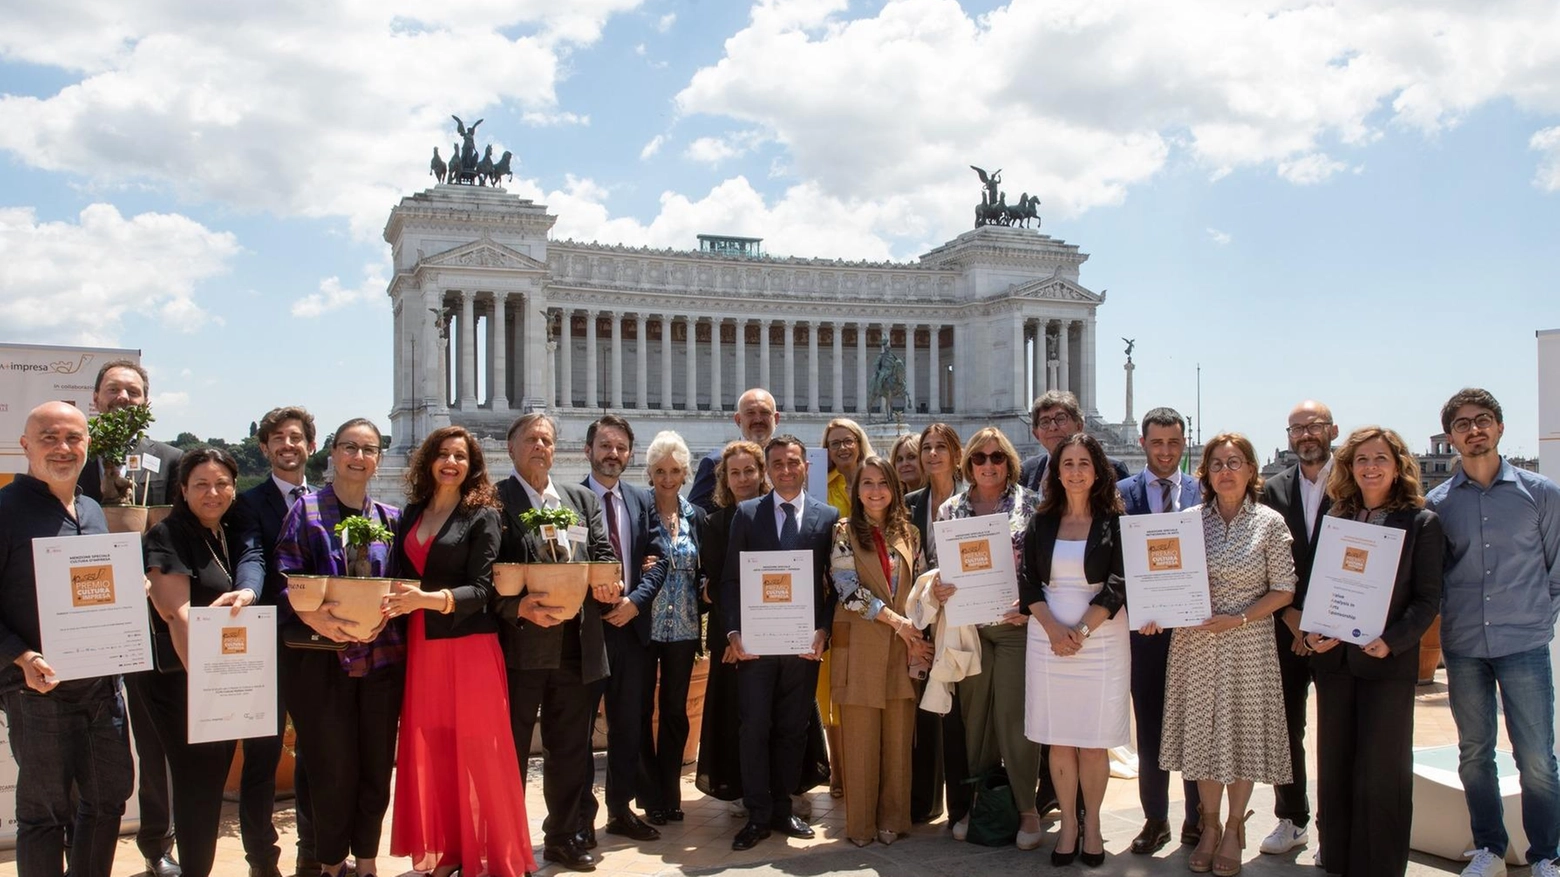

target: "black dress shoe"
[1180,820,1202,845]
[732,822,771,851]
[293,852,322,877]
[250,864,286,877]
[646,808,668,826]
[542,840,597,872]
[665,808,685,822]
[770,814,815,839]
[605,811,661,842]
[146,853,182,877]
[1131,818,1172,855]
[575,826,597,850]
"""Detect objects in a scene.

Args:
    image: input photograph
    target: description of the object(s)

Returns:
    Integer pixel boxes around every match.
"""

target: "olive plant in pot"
[285,515,404,639]
[86,404,170,533]
[492,506,616,620]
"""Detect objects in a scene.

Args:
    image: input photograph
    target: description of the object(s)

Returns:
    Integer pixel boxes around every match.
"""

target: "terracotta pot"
[493,563,527,597]
[1418,615,1444,684]
[588,561,622,586]
[101,505,149,534]
[284,574,330,613]
[223,720,297,800]
[145,505,173,528]
[526,564,590,621]
[326,577,402,639]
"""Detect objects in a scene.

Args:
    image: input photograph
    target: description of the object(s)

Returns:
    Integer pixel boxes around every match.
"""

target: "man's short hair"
[586,414,636,449]
[257,406,317,445]
[507,411,559,442]
[1440,388,1504,434]
[94,359,149,393]
[765,434,807,458]
[1140,406,1186,438]
[1030,390,1082,429]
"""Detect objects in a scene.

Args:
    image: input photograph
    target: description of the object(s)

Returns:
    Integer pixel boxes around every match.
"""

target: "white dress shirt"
[1141,467,1184,514]
[1297,459,1333,542]
[772,489,808,540]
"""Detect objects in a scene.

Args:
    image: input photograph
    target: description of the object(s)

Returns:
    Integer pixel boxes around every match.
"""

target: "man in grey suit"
[76,359,183,877]
[722,435,839,851]
[1116,406,1203,854]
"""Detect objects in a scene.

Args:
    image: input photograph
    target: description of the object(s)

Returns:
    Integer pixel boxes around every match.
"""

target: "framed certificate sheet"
[31,532,153,681]
[1300,517,1403,645]
[187,607,278,744]
[739,550,817,655]
[1121,511,1212,629]
[933,514,1020,627]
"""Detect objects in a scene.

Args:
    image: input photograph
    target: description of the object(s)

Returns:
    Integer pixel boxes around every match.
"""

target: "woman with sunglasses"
[928,426,1044,850]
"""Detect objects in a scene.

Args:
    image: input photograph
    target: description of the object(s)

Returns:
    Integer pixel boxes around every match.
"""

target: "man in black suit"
[689,388,780,512]
[77,359,183,877]
[494,412,621,873]
[722,435,839,851]
[579,415,663,844]
[1255,399,1336,863]
[1018,390,1130,499]
[234,406,316,877]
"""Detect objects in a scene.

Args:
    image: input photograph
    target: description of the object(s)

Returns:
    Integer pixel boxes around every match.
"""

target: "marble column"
[559,309,573,408]
[609,312,623,409]
[928,324,941,415]
[904,325,915,413]
[686,316,699,411]
[831,322,843,413]
[952,322,965,415]
[422,288,445,417]
[856,322,869,415]
[584,309,598,409]
[807,321,820,413]
[1082,317,1098,416]
[759,320,771,395]
[458,290,477,408]
[710,317,723,412]
[491,292,509,409]
[1058,319,1071,402]
[1011,315,1026,413]
[661,315,673,409]
[734,319,746,395]
[635,314,648,409]
[783,320,796,412]
[522,290,547,410]
[1031,319,1043,403]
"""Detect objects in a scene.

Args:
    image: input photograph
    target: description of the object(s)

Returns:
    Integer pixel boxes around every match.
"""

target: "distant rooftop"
[697,234,764,258]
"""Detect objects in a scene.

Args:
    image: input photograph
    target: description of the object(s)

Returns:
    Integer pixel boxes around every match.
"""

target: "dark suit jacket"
[235,479,305,604]
[392,501,501,639]
[702,504,739,651]
[1118,469,1203,516]
[721,492,840,636]
[494,475,614,683]
[583,477,663,645]
[78,437,183,506]
[1020,450,1130,495]
[689,448,722,513]
[1260,463,1333,610]
[1309,508,1444,681]
[1018,512,1126,617]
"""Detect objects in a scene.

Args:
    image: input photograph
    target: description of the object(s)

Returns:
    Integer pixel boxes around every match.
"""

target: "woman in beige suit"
[829,455,933,846]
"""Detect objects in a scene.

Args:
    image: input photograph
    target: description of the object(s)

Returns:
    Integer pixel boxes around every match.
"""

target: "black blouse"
[144,505,265,607]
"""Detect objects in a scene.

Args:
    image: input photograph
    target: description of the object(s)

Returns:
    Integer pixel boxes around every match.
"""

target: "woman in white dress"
[1019,433,1128,868]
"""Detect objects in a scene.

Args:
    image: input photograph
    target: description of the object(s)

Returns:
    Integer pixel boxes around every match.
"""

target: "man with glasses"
[1427,388,1560,877]
[1019,391,1128,499]
[1256,399,1336,863]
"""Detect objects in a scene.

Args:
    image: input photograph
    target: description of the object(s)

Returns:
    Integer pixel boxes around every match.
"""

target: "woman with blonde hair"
[891,433,925,493]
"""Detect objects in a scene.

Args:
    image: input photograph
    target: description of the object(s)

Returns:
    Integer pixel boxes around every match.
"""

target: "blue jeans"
[2,680,136,877]
[1445,646,1560,863]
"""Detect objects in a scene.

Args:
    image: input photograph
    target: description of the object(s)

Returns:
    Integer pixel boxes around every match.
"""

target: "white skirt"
[1023,581,1131,749]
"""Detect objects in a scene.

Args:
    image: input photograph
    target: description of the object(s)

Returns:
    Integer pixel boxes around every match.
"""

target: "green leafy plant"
[87,405,155,506]
[518,506,581,562]
[334,516,396,577]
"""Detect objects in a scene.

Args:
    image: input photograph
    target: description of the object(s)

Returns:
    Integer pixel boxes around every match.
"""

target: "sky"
[2,0,1558,463]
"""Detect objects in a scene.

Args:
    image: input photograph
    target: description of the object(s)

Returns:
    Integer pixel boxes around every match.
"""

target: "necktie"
[289,486,305,504]
[780,501,799,550]
[603,490,624,563]
[1156,478,1174,513]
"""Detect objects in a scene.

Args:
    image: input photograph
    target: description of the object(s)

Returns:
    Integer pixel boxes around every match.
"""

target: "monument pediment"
[420,240,547,272]
[1009,276,1103,303]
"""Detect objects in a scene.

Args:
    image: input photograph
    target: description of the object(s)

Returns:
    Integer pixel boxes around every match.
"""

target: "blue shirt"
[1426,458,1560,659]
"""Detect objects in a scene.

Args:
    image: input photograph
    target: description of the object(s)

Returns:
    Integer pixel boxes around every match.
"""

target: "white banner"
[1539,328,1560,758]
[0,342,139,476]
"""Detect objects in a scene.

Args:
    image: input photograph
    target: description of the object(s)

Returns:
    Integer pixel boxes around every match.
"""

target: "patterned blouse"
[1200,499,1298,613]
[930,482,1039,570]
[649,495,701,643]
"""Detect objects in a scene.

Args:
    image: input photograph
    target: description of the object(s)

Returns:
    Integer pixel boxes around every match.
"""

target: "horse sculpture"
[487,150,514,186]
[430,147,447,183]
[476,145,495,186]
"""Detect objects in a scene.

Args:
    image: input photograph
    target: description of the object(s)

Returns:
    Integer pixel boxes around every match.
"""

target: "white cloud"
[1207,228,1232,246]
[1276,152,1348,185]
[1531,126,1560,192]
[291,262,391,318]
[522,110,591,127]
[635,42,648,56]
[657,13,677,33]
[639,134,666,160]
[684,130,769,165]
[0,204,239,345]
[150,391,190,413]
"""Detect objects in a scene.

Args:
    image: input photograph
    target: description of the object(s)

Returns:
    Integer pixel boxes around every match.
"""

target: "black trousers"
[509,656,596,846]
[638,640,699,811]
[123,671,175,859]
[1275,621,1314,828]
[737,654,819,825]
[1130,629,1201,824]
[1315,669,1415,877]
[282,647,403,865]
[594,625,652,814]
[142,672,236,877]
[909,702,944,823]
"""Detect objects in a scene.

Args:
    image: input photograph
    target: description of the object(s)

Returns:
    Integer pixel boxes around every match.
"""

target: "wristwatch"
[1075,622,1092,639]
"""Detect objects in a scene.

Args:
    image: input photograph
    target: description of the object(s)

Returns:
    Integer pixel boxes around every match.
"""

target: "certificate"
[933,514,1020,627]
[739,550,817,655]
[1121,511,1212,628]
[187,607,278,744]
[31,532,153,681]
[1300,517,1403,645]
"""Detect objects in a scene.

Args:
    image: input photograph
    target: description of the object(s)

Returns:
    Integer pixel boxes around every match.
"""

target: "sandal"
[1188,808,1223,873]
[1211,810,1253,877]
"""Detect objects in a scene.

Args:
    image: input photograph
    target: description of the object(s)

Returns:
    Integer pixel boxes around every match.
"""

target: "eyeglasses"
[969,451,1008,466]
[1285,421,1332,438]
[335,443,381,458]
[826,438,858,451]
[1207,458,1246,473]
[1450,413,1497,434]
[1034,414,1074,430]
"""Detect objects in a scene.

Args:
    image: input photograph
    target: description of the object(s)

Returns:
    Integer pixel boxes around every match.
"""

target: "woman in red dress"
[384,425,536,877]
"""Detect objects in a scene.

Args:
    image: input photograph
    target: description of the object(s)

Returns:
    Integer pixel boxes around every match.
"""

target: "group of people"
[1,362,1557,877]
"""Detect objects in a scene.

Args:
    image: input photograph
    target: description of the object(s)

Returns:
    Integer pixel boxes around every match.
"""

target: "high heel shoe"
[1080,829,1106,867]
[1211,810,1253,877]
[1051,821,1082,866]
[1188,808,1223,873]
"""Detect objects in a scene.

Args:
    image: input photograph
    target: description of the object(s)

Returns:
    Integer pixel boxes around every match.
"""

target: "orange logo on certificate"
[959,539,992,572]
[221,628,248,655]
[70,564,116,607]
[762,573,792,603]
[1342,547,1368,574]
[1147,538,1182,571]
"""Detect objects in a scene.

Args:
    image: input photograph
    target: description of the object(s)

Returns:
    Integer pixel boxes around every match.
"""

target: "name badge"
[567,525,589,544]
[141,454,162,474]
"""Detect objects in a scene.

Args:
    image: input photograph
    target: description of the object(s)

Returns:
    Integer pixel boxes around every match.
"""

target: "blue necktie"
[780,501,799,550]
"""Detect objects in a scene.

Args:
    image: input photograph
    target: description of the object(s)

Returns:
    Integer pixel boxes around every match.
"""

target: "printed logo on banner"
[221,628,248,655]
[70,564,115,607]
[958,539,993,572]
[1148,538,1183,572]
[1342,546,1369,574]
[762,573,792,603]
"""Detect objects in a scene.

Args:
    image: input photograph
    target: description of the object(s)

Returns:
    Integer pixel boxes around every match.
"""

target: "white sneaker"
[1531,858,1558,877]
[1259,818,1309,854]
[1460,847,1507,877]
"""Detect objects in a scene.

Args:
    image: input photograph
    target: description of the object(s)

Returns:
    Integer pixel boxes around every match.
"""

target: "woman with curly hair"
[384,426,534,877]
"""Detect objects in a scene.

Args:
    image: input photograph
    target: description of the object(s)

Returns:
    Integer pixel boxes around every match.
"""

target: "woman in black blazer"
[1304,426,1443,877]
[382,426,535,877]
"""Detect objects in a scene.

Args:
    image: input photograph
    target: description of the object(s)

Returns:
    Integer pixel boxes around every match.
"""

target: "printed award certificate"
[1300,517,1403,645]
[933,514,1020,627]
[187,607,278,744]
[31,532,153,681]
[739,550,817,655]
[1121,511,1212,629]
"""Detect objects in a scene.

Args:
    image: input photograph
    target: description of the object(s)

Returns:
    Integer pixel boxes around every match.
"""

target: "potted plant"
[285,516,405,639]
[87,404,169,533]
[492,506,616,620]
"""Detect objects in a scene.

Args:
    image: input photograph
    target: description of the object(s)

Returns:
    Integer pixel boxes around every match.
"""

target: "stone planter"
[499,562,617,621]
[284,574,403,639]
[101,504,173,534]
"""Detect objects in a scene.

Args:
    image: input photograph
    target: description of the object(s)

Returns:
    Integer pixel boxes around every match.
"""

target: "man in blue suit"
[722,435,839,850]
[580,415,664,845]
[1116,406,1204,855]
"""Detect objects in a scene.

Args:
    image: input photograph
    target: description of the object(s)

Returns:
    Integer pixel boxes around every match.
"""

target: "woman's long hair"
[405,425,499,509]
[1036,432,1123,518]
[847,456,914,551]
[714,440,769,509]
[1326,426,1424,518]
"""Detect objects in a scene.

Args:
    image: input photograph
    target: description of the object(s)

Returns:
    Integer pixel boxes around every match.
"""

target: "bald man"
[689,388,780,512]
[0,402,133,877]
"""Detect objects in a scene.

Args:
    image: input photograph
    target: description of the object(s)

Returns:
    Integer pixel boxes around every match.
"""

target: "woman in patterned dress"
[1150,433,1297,876]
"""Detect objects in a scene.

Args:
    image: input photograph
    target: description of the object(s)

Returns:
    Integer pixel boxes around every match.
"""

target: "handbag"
[963,767,1020,846]
[282,620,347,651]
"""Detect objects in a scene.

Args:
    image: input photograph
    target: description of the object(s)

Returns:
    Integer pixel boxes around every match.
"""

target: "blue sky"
[2,0,1558,462]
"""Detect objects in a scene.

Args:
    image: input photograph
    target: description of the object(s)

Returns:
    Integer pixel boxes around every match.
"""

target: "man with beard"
[1428,388,1560,877]
[1256,399,1334,864]
[689,388,780,512]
